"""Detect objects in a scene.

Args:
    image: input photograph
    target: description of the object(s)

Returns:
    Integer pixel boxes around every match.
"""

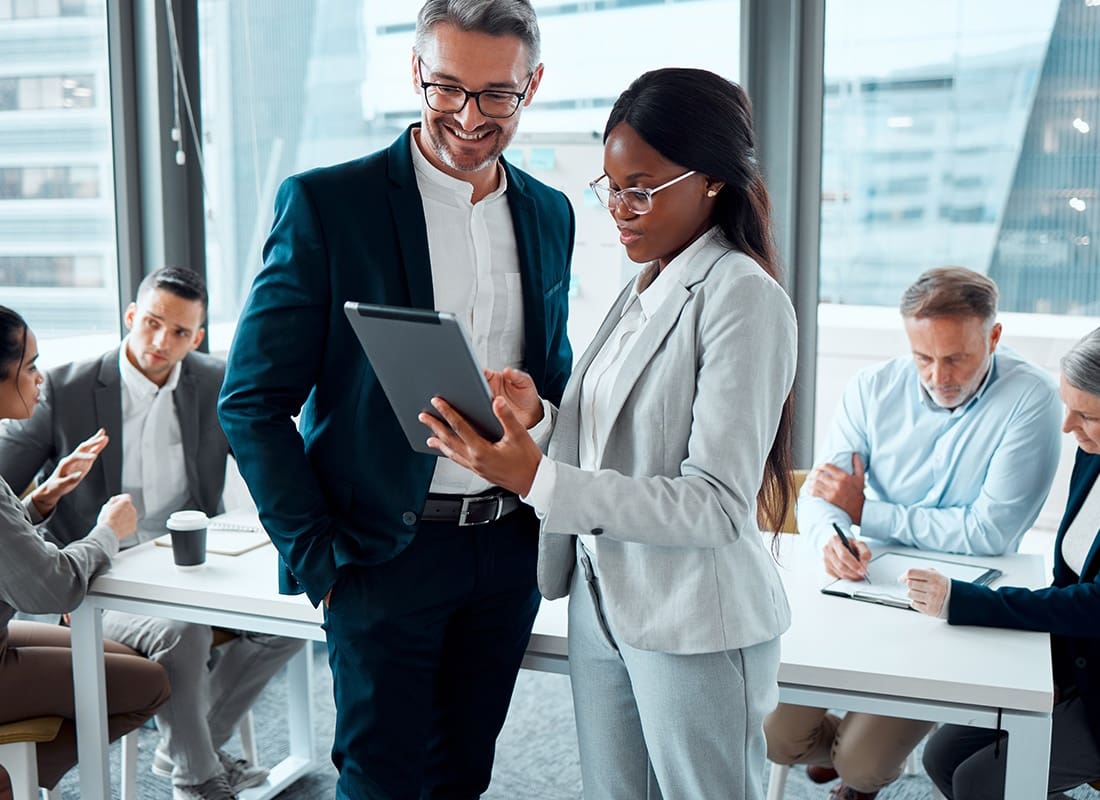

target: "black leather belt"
[421,491,521,526]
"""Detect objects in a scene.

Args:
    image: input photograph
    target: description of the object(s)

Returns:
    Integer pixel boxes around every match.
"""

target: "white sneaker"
[155,748,267,793]
[216,749,269,791]
[172,773,237,800]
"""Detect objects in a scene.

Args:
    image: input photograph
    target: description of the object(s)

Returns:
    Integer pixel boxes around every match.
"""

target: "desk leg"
[1000,710,1052,800]
[286,644,315,761]
[71,602,112,799]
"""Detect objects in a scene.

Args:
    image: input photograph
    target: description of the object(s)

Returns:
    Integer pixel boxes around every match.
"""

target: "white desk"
[70,540,566,799]
[773,535,1052,800]
[72,535,1051,800]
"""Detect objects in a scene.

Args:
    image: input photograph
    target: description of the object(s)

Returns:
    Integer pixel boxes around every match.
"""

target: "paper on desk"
[823,552,1000,608]
[153,511,270,556]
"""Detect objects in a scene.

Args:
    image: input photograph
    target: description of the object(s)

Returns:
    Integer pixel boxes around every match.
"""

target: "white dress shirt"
[1062,476,1100,577]
[525,228,714,558]
[118,338,188,543]
[410,131,550,495]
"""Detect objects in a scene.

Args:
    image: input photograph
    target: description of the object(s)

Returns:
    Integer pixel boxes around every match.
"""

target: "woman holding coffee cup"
[0,305,170,799]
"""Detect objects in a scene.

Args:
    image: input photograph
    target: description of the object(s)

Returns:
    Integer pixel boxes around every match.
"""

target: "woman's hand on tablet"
[484,367,544,429]
[420,395,542,496]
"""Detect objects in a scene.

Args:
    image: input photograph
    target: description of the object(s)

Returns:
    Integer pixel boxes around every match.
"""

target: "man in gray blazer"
[0,268,301,800]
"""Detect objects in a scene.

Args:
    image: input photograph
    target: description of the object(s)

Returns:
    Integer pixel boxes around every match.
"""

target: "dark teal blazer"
[218,126,574,605]
[949,448,1100,744]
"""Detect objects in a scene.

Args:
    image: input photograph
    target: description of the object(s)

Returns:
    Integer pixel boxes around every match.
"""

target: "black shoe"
[828,784,879,800]
[806,765,839,783]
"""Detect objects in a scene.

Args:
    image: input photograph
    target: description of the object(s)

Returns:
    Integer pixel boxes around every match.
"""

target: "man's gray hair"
[899,266,999,327]
[415,0,541,72]
[1062,327,1100,397]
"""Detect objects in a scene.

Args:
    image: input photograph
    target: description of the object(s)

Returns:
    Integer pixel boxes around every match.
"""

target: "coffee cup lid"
[167,510,209,531]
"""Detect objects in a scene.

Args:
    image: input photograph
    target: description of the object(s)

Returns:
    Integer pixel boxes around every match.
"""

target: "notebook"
[154,511,271,556]
[821,552,1002,610]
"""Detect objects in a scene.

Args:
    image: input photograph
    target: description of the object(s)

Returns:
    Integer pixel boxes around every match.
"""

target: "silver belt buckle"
[458,495,503,526]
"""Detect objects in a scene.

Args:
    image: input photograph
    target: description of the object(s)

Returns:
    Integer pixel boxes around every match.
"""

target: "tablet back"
[343,302,503,454]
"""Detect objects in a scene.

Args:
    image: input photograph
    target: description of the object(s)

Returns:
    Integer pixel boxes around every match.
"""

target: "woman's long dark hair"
[604,68,795,536]
[0,305,28,383]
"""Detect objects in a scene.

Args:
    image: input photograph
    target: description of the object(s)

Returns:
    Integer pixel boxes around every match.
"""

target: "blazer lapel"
[502,163,551,389]
[598,282,690,450]
[1070,453,1100,581]
[387,126,434,310]
[174,362,202,503]
[94,351,123,497]
[549,282,634,467]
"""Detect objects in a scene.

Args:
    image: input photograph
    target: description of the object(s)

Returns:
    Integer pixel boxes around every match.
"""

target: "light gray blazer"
[538,234,796,654]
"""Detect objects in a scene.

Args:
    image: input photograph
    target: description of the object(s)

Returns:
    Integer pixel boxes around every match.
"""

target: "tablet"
[344,302,503,455]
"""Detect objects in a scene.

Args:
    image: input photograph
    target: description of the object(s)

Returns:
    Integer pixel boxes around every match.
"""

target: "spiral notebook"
[154,511,270,556]
[821,552,1002,610]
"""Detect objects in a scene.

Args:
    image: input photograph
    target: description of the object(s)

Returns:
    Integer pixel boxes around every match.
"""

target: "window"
[0,1,119,347]
[817,0,1099,531]
[195,0,741,352]
[0,165,99,199]
[821,0,1097,315]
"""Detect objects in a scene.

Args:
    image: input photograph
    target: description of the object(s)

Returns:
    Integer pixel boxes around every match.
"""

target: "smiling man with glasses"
[218,1,575,798]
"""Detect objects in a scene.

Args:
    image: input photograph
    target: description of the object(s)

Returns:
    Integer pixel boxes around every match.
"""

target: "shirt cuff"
[527,398,555,450]
[521,455,556,520]
[937,579,953,620]
[22,495,50,526]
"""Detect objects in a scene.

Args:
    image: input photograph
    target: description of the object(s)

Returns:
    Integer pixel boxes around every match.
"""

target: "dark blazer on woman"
[949,448,1100,744]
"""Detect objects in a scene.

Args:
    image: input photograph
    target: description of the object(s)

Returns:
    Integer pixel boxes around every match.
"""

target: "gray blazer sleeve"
[543,268,796,547]
[0,478,118,615]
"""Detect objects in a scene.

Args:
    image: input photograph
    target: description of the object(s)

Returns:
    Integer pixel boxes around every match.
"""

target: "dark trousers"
[323,509,541,800]
[923,693,1100,799]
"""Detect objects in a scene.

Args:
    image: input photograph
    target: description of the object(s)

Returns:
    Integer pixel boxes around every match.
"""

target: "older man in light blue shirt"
[798,341,1061,557]
[765,267,1062,800]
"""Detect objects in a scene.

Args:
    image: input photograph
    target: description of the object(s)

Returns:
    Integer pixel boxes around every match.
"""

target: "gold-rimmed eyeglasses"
[417,59,533,119]
[589,170,697,215]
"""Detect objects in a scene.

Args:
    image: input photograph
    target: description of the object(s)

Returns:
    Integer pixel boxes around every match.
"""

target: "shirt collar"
[410,127,508,204]
[915,352,998,415]
[118,336,182,398]
[625,227,717,321]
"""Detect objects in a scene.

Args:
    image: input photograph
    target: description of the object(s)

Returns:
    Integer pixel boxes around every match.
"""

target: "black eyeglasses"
[417,59,533,119]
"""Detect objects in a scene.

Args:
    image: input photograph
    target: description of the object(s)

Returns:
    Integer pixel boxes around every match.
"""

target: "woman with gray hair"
[904,326,1100,798]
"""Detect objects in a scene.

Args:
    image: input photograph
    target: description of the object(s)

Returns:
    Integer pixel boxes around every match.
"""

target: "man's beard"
[425,118,507,173]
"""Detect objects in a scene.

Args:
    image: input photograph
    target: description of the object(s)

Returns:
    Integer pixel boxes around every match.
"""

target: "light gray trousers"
[101,611,303,786]
[568,547,781,800]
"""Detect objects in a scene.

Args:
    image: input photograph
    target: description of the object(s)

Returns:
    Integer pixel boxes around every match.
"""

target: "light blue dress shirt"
[798,347,1062,555]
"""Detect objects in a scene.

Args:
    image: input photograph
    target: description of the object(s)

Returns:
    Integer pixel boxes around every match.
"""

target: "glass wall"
[0,0,119,348]
[816,0,1099,529]
[195,0,741,352]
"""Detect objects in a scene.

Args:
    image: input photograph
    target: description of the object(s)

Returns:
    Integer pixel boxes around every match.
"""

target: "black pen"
[832,522,872,584]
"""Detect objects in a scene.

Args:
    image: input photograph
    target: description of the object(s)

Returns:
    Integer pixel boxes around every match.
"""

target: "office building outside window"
[0,0,119,347]
[820,0,1097,315]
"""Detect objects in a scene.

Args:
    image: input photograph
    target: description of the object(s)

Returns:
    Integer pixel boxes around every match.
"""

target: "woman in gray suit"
[0,306,169,799]
[422,68,796,799]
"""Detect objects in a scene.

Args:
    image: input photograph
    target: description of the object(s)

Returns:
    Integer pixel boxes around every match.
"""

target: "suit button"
[1076,657,1088,669]
[590,527,604,535]
[402,512,417,526]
